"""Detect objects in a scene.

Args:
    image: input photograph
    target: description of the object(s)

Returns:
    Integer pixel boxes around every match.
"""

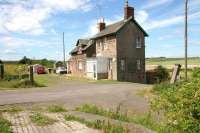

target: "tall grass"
[76,104,159,131]
[64,115,130,133]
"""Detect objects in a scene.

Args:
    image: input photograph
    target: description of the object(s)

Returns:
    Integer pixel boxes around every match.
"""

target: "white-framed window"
[137,59,141,70]
[120,59,126,72]
[78,61,83,70]
[136,36,142,48]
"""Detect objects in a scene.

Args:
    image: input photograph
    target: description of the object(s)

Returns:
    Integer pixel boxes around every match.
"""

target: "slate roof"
[70,39,94,55]
[70,17,148,55]
[76,39,90,46]
[92,17,148,39]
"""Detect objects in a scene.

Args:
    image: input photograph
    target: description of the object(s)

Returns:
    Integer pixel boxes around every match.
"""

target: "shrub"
[0,114,12,133]
[154,65,169,83]
[151,76,200,133]
[192,67,200,79]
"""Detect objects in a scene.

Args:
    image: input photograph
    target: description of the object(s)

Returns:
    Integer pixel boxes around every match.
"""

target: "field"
[146,57,200,70]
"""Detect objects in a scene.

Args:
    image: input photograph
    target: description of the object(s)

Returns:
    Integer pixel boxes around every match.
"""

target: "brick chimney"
[98,17,106,32]
[124,0,134,20]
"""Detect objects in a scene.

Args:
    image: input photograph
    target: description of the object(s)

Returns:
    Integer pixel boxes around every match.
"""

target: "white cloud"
[143,0,174,10]
[144,11,200,30]
[4,49,17,55]
[0,0,93,35]
[0,36,59,48]
[135,10,149,24]
[83,15,122,38]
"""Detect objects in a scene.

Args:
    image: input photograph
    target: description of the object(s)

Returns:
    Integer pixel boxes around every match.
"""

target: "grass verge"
[30,112,57,126]
[0,79,45,89]
[65,114,130,133]
[0,114,13,133]
[0,106,23,113]
[47,105,67,113]
[76,104,159,131]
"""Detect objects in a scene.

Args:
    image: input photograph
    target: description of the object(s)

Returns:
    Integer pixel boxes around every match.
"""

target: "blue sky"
[0,0,200,61]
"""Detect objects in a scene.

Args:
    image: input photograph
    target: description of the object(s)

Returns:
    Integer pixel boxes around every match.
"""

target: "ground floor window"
[78,61,83,70]
[120,59,126,72]
[137,59,141,70]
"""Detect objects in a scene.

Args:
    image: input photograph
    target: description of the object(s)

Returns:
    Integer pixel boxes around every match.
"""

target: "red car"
[37,66,46,74]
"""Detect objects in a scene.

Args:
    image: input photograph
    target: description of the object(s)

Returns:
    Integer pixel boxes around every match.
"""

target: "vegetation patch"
[64,115,130,133]
[151,68,200,133]
[30,112,57,126]
[0,114,13,133]
[34,74,59,87]
[0,79,45,89]
[0,106,23,113]
[47,105,67,113]
[76,104,158,131]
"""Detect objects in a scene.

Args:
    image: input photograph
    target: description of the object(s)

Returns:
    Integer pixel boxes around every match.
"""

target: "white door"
[86,60,97,79]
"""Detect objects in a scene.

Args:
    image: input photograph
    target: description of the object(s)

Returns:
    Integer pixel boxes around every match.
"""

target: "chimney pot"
[98,17,106,32]
[124,1,134,20]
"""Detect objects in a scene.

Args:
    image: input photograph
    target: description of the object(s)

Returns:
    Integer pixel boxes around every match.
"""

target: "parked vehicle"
[37,66,46,74]
[56,67,67,74]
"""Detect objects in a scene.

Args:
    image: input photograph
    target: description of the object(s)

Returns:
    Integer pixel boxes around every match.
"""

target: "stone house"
[68,1,148,83]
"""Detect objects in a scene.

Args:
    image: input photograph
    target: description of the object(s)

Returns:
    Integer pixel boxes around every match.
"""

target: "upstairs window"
[136,36,142,48]
[137,59,141,70]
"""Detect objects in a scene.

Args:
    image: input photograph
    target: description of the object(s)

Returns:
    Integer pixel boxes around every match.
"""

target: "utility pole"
[185,0,188,81]
[63,32,66,68]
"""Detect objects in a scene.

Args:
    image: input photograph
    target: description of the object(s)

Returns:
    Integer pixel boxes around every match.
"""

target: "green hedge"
[151,68,200,133]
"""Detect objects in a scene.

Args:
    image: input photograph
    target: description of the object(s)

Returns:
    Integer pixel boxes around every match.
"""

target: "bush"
[40,59,54,68]
[192,68,200,78]
[0,115,12,133]
[154,65,169,83]
[151,71,200,133]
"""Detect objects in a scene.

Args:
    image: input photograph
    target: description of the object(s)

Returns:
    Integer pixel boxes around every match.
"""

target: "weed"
[30,112,57,126]
[64,115,130,133]
[76,104,159,131]
[0,114,12,133]
[0,106,23,113]
[47,105,67,113]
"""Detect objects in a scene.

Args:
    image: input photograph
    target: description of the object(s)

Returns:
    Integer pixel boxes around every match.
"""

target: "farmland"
[146,57,200,70]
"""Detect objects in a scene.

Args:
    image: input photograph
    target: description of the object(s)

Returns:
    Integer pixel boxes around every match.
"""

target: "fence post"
[0,64,4,80]
[170,64,181,84]
[29,65,34,84]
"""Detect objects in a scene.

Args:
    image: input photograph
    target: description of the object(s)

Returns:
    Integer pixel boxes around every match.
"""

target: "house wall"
[96,36,118,80]
[116,21,146,83]
[69,41,96,77]
[68,54,87,77]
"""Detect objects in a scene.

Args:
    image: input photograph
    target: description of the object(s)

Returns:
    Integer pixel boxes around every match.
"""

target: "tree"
[0,60,3,64]
[19,56,32,64]
[40,59,54,68]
